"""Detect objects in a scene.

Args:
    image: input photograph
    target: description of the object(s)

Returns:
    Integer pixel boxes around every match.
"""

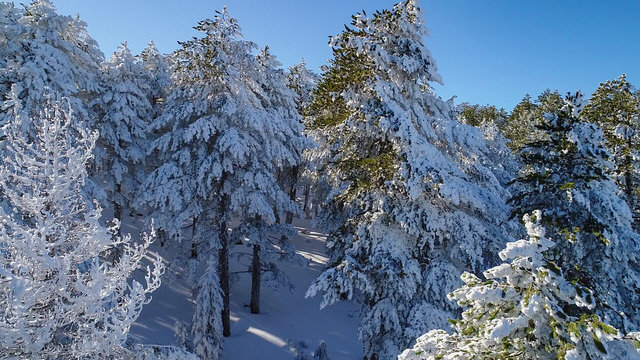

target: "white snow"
[129,218,362,359]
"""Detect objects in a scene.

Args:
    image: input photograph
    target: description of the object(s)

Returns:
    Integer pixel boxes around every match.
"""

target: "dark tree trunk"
[285,166,299,225]
[285,208,295,225]
[302,183,310,213]
[190,217,198,259]
[250,243,261,314]
[274,207,281,224]
[218,196,231,337]
[114,185,122,238]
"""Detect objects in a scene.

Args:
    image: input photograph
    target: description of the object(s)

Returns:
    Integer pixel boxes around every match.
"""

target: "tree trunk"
[114,184,122,238]
[285,186,296,224]
[285,166,299,224]
[302,183,310,214]
[274,207,281,224]
[250,243,261,314]
[218,197,231,337]
[191,217,198,259]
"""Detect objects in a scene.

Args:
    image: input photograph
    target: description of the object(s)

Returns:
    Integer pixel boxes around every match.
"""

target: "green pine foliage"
[399,211,640,360]
[509,92,609,240]
[501,90,563,152]
[582,74,640,221]
[458,103,508,128]
[508,92,640,330]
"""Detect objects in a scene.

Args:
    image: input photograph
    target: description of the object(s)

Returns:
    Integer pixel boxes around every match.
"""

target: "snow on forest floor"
[128,217,362,359]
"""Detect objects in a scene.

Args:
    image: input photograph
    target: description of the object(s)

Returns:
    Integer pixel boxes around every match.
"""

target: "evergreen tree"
[138,40,171,118]
[91,42,152,235]
[0,2,22,122]
[305,1,514,358]
[0,99,162,358]
[232,46,309,315]
[286,59,322,216]
[458,103,507,128]
[192,257,224,360]
[509,92,640,330]
[455,103,519,188]
[399,211,640,360]
[501,90,563,152]
[1,0,102,135]
[137,8,306,335]
[136,40,171,228]
[582,74,640,222]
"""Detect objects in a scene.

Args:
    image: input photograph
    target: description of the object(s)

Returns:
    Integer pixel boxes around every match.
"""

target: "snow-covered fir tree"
[0,2,21,120]
[458,103,507,128]
[0,0,102,135]
[238,46,309,314]
[137,7,306,335]
[455,104,519,188]
[399,211,640,360]
[0,98,163,359]
[305,1,514,359]
[192,257,224,360]
[136,40,171,231]
[509,92,640,330]
[286,59,323,217]
[501,90,563,152]
[582,74,640,223]
[91,42,152,234]
[138,40,171,118]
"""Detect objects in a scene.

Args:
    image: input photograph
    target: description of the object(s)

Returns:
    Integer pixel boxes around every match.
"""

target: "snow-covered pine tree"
[137,7,306,335]
[305,1,514,359]
[0,3,21,121]
[500,90,563,152]
[287,59,318,122]
[455,104,518,188]
[91,42,152,236]
[286,59,323,217]
[173,320,188,350]
[582,74,640,223]
[272,56,313,225]
[0,0,102,135]
[136,41,171,231]
[138,40,171,118]
[0,98,163,359]
[239,46,309,314]
[399,211,640,360]
[509,92,640,330]
[192,257,224,360]
[458,103,507,128]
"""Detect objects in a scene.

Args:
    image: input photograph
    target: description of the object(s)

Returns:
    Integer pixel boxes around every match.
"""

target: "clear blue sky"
[51,0,640,111]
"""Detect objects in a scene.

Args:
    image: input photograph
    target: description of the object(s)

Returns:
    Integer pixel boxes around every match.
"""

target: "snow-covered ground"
[129,218,362,359]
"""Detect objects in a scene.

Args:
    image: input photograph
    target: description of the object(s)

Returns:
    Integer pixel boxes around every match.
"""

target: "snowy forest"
[1,0,640,359]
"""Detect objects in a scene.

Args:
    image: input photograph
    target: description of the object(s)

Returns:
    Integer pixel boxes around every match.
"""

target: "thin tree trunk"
[218,195,231,337]
[191,217,198,259]
[250,243,261,314]
[302,183,310,213]
[114,184,122,238]
[285,188,296,224]
[274,207,281,224]
[285,166,299,224]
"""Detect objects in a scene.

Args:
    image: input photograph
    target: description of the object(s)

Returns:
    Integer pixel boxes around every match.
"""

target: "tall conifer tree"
[305,1,514,358]
[509,92,640,330]
[91,42,152,234]
[138,8,307,336]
